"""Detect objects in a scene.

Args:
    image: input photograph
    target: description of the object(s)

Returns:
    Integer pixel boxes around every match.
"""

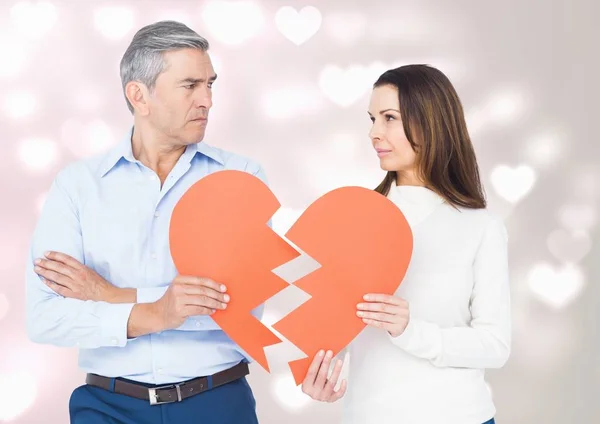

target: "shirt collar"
[194,139,224,166]
[98,127,224,178]
[97,128,136,178]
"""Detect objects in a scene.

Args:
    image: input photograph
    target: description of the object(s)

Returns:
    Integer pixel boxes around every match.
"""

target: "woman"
[300,65,510,424]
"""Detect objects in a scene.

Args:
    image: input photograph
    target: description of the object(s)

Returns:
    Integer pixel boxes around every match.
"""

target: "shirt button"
[112,338,118,345]
[195,321,202,328]
[157,368,164,375]
[151,253,157,259]
[154,211,160,218]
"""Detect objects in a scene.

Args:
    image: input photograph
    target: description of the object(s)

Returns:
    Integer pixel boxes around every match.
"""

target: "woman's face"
[368,85,417,173]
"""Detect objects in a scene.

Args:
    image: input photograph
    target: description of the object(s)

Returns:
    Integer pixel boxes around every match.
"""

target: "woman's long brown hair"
[373,65,486,209]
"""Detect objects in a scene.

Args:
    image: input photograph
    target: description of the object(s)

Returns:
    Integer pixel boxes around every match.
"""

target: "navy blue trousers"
[69,376,258,424]
[483,419,496,424]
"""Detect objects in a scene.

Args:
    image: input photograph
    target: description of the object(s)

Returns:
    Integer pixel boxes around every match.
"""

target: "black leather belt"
[86,362,249,405]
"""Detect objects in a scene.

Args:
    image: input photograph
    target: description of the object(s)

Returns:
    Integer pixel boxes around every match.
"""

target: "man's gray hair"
[120,21,210,113]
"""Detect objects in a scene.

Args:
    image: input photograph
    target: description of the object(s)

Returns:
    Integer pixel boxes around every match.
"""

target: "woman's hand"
[301,350,347,402]
[357,294,410,337]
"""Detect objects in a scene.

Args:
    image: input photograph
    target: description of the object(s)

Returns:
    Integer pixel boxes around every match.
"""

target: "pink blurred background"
[1,0,599,422]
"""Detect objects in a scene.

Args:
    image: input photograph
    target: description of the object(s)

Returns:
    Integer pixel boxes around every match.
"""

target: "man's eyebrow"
[177,74,218,84]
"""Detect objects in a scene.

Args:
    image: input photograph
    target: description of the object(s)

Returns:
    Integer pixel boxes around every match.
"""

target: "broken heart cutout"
[170,170,413,385]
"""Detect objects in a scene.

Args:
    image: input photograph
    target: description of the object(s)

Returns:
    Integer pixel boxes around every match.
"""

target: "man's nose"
[194,86,212,109]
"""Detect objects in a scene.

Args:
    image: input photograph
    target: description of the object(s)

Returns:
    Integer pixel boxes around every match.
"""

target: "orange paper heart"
[273,185,412,384]
[169,170,412,384]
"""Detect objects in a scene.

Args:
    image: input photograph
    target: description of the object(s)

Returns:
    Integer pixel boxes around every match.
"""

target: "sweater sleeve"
[389,217,511,369]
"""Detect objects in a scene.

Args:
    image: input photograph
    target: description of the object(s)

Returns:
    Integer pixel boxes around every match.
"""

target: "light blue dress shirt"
[26,128,267,384]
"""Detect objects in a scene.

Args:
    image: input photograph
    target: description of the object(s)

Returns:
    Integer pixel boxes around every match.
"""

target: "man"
[26,21,263,423]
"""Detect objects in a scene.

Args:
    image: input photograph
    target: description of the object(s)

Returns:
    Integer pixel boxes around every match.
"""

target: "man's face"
[147,48,216,145]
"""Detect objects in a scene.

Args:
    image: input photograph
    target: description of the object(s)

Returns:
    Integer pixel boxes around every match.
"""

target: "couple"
[26,21,510,424]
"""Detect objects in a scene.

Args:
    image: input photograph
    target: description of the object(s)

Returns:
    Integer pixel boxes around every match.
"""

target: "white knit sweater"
[341,183,511,424]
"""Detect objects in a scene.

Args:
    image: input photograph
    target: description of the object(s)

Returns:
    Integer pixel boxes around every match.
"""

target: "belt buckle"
[148,383,183,406]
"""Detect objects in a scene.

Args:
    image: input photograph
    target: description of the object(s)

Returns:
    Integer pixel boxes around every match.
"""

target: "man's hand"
[153,276,230,331]
[34,251,134,303]
[34,252,231,337]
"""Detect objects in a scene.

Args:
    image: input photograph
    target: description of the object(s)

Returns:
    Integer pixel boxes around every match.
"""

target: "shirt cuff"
[98,302,136,347]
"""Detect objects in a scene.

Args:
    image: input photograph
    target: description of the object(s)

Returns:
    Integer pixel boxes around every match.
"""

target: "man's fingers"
[44,280,81,299]
[44,251,83,270]
[184,294,226,311]
[35,258,74,278]
[176,276,226,293]
[183,305,216,317]
[182,285,229,304]
[35,267,73,289]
